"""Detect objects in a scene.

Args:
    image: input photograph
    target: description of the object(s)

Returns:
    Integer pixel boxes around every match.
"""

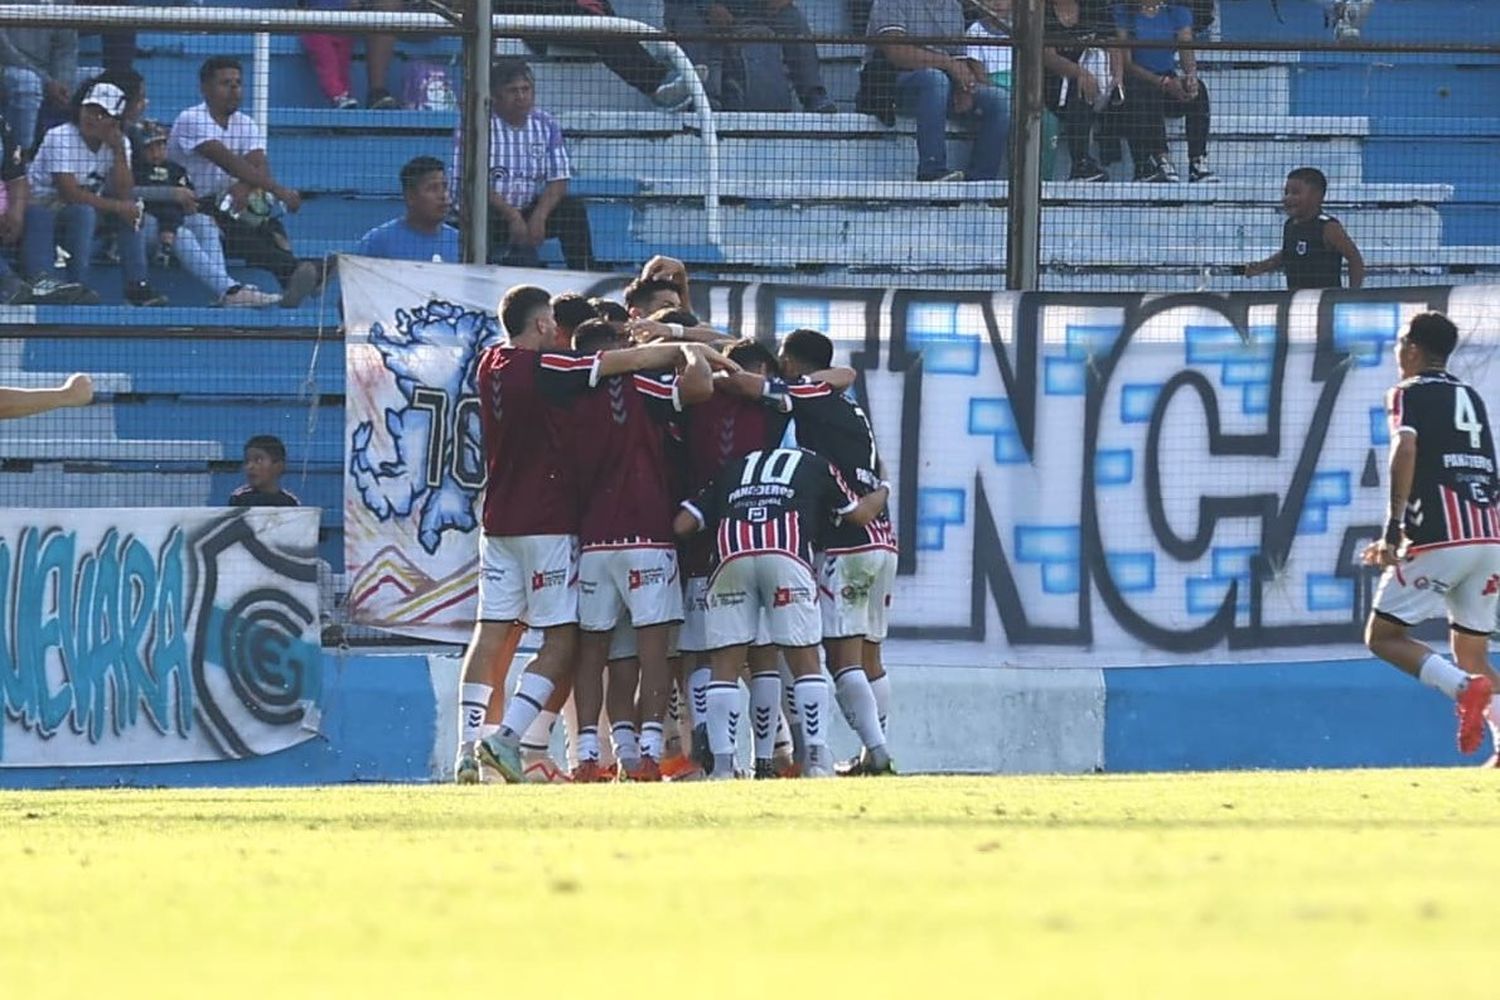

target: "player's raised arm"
[0,373,94,420]
[843,484,891,527]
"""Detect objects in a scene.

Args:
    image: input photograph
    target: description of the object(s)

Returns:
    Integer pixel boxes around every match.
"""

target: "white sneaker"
[220,285,281,308]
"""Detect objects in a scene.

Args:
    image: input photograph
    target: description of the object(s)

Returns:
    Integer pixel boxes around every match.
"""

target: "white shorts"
[578,545,684,634]
[705,553,820,650]
[1372,543,1500,635]
[678,576,712,653]
[605,616,682,661]
[478,534,578,628]
[819,548,898,642]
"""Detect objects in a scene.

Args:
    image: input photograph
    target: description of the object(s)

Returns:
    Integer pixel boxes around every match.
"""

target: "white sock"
[780,660,804,760]
[598,704,617,768]
[869,673,891,736]
[689,667,711,725]
[1418,654,1468,700]
[773,710,794,756]
[749,671,782,761]
[479,723,500,739]
[706,681,740,757]
[833,665,887,751]
[794,675,830,748]
[1489,695,1500,745]
[498,673,554,745]
[520,709,557,755]
[460,682,492,745]
[640,721,665,760]
[611,721,641,765]
[576,725,600,763]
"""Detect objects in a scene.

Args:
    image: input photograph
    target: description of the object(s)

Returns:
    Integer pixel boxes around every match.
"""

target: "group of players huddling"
[455,257,899,783]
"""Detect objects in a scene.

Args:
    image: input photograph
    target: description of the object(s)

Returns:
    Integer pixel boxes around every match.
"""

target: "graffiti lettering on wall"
[343,257,1496,664]
[0,507,323,767]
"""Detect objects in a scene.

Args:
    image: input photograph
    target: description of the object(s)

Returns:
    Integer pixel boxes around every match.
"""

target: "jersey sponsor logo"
[773,584,812,607]
[1412,576,1450,594]
[628,566,667,590]
[532,568,566,591]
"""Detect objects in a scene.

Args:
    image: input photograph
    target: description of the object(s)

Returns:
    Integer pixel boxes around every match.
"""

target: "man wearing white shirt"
[168,56,321,307]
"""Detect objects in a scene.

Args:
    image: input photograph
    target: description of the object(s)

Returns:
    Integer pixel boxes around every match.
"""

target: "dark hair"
[500,284,552,338]
[727,339,778,375]
[199,56,243,85]
[781,328,834,370]
[590,297,630,323]
[491,57,534,91]
[1287,167,1328,196]
[551,292,598,334]
[1405,311,1459,362]
[573,318,624,354]
[623,277,679,312]
[244,434,286,463]
[649,307,700,328]
[399,155,445,192]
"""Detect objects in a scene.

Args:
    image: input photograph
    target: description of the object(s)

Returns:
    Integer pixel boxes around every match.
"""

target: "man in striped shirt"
[675,446,888,778]
[451,58,591,270]
[1363,311,1500,761]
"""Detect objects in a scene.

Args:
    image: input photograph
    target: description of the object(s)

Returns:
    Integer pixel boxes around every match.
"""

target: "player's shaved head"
[573,318,626,354]
[500,285,553,340]
[1404,311,1458,364]
[551,292,598,336]
[727,339,778,375]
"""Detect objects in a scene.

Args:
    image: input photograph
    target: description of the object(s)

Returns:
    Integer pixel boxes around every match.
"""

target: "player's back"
[570,372,678,545]
[477,345,589,537]
[782,379,895,553]
[683,390,789,495]
[705,447,858,568]
[1392,370,1500,550]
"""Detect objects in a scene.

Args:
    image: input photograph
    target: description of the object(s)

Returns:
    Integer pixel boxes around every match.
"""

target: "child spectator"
[1244,166,1365,290]
[22,80,166,306]
[132,117,280,307]
[1113,0,1215,183]
[354,155,460,261]
[229,434,301,507]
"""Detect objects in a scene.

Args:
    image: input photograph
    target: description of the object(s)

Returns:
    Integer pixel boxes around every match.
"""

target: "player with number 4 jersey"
[1363,311,1500,762]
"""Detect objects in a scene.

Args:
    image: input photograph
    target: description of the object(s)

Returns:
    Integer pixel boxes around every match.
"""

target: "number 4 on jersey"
[1454,388,1483,449]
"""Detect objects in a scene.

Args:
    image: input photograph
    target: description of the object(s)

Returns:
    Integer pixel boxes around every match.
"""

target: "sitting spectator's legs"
[965,83,1008,181]
[302,33,355,105]
[895,68,953,180]
[1120,81,1168,177]
[113,215,150,288]
[499,0,670,98]
[217,215,302,287]
[664,2,724,102]
[364,0,400,107]
[1161,76,1210,163]
[765,3,832,110]
[1056,86,1097,172]
[487,196,593,271]
[2,66,43,150]
[20,204,59,281]
[29,203,97,285]
[146,213,235,298]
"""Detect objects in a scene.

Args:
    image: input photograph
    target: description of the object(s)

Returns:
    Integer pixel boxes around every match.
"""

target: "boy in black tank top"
[1244,167,1365,289]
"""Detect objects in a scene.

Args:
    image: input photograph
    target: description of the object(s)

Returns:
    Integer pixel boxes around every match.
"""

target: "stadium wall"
[0,648,1482,788]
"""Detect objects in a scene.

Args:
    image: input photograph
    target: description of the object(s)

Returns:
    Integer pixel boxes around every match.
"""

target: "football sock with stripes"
[833,665,887,752]
[794,675,831,749]
[460,682,492,745]
[497,673,554,746]
[749,670,782,762]
[706,680,740,776]
[869,673,891,737]
[689,667,712,725]
[640,721,665,761]
[779,659,805,761]
[611,721,641,768]
[520,709,557,757]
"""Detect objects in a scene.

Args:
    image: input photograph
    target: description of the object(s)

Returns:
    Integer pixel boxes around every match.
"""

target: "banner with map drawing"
[343,260,1500,665]
[0,506,323,766]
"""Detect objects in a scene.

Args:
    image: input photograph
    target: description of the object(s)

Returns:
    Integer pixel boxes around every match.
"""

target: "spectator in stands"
[229,434,301,507]
[664,0,836,112]
[1113,1,1215,183]
[496,0,698,110]
[300,0,404,110]
[1042,0,1117,181]
[133,119,281,306]
[0,102,85,303]
[168,56,323,307]
[355,155,461,262]
[859,0,1009,181]
[0,0,79,150]
[1243,166,1365,289]
[453,59,592,271]
[22,81,166,306]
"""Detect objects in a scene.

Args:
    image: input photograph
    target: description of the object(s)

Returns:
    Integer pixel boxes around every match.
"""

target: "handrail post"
[1006,0,1044,291]
[462,0,494,265]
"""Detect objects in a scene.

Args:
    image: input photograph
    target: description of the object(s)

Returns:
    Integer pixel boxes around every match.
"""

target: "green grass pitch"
[2,770,1496,998]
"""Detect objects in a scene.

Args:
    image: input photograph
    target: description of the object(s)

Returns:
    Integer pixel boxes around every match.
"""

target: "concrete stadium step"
[0,437,224,463]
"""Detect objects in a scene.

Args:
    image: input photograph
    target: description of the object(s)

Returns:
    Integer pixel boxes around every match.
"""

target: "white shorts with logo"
[819,547,898,642]
[478,534,578,628]
[705,553,820,650]
[579,545,684,634]
[682,575,770,654]
[1372,542,1500,635]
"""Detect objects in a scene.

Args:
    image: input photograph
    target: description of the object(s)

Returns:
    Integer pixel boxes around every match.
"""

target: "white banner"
[0,506,323,766]
[342,259,1499,665]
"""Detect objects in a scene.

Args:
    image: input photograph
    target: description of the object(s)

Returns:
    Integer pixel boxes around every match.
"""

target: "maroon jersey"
[477,345,599,537]
[687,447,860,571]
[572,372,682,548]
[677,391,790,576]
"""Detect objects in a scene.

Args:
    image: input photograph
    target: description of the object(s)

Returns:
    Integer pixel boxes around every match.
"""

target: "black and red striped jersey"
[771,377,897,554]
[685,447,860,570]
[1387,369,1500,552]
